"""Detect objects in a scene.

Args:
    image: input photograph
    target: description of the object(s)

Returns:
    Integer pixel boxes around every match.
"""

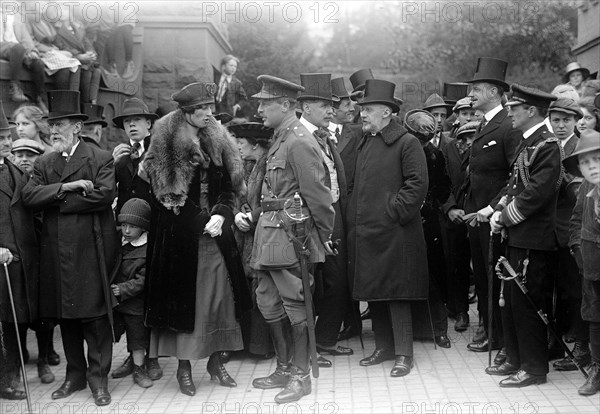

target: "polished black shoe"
[48,348,61,366]
[317,345,354,356]
[0,387,26,400]
[485,362,518,376]
[253,362,291,389]
[133,365,153,388]
[145,357,163,380]
[359,349,394,366]
[390,356,413,377]
[435,335,451,348]
[177,370,196,396]
[274,368,311,404]
[467,339,501,352]
[207,353,237,387]
[454,312,469,332]
[494,348,507,366]
[337,326,361,342]
[499,370,546,388]
[578,363,600,396]
[317,355,332,368]
[112,355,133,378]
[360,307,371,320]
[51,380,86,399]
[93,387,111,406]
[553,341,590,371]
[38,360,55,384]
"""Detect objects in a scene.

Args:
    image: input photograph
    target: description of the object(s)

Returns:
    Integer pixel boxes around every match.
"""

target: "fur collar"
[144,110,245,212]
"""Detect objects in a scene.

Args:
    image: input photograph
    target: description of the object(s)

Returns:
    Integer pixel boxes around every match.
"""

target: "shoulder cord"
[518,138,564,191]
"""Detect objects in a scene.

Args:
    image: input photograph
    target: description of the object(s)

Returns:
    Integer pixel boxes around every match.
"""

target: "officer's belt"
[261,198,287,212]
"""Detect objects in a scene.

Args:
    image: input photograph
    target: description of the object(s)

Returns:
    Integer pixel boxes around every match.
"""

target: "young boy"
[565,129,600,396]
[111,198,153,388]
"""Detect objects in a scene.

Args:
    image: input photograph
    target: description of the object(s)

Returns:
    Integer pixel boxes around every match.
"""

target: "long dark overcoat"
[347,118,429,301]
[21,139,119,319]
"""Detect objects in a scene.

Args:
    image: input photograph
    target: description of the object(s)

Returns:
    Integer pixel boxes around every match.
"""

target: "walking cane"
[496,257,589,379]
[486,231,495,367]
[3,263,33,413]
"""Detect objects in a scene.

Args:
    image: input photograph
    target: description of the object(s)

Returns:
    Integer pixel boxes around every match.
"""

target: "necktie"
[314,129,332,157]
[217,76,228,103]
[478,118,488,133]
[130,142,141,160]
[334,127,340,145]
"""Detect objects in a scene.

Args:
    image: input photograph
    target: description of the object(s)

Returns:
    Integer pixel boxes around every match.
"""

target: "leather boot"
[578,362,600,396]
[274,366,311,404]
[553,340,591,371]
[253,317,292,389]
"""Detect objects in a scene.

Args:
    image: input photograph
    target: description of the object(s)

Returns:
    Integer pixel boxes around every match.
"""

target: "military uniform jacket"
[495,125,563,251]
[251,115,335,268]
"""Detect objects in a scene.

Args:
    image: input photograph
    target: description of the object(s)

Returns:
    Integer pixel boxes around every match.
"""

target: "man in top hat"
[464,57,522,357]
[449,97,476,138]
[11,138,45,175]
[487,84,562,387]
[423,93,453,150]
[347,79,429,377]
[547,98,589,372]
[80,103,107,148]
[111,98,158,218]
[443,82,470,106]
[297,73,353,367]
[0,103,40,401]
[21,90,119,406]
[250,74,335,403]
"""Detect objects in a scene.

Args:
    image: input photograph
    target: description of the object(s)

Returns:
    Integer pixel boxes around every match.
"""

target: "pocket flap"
[267,159,286,170]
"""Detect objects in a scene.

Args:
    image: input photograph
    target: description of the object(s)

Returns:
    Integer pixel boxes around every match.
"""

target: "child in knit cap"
[110,198,154,388]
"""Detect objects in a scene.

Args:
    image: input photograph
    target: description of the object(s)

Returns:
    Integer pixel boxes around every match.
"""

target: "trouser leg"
[82,316,113,391]
[59,319,87,385]
[389,301,413,357]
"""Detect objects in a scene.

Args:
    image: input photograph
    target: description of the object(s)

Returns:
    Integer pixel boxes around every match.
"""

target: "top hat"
[505,84,557,109]
[349,68,374,92]
[81,103,107,127]
[47,90,88,121]
[466,57,509,90]
[549,97,583,119]
[360,79,399,113]
[423,93,453,117]
[331,77,351,99]
[251,75,304,100]
[228,122,274,141]
[563,62,590,84]
[172,82,217,108]
[443,82,470,105]
[453,97,473,112]
[11,138,45,155]
[562,129,600,177]
[0,102,16,131]
[112,98,159,129]
[297,73,340,102]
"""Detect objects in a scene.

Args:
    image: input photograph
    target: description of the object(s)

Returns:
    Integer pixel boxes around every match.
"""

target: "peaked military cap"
[505,84,557,108]
[251,75,304,100]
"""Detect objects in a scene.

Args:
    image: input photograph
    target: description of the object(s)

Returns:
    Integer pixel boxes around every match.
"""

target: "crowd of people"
[1,43,600,409]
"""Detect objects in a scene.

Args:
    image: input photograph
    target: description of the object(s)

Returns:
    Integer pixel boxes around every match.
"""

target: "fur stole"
[144,110,246,213]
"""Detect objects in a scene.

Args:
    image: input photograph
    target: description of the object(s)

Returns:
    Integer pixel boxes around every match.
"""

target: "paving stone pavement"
[2,304,599,414]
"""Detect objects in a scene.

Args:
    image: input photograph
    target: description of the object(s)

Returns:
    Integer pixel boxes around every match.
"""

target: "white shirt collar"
[560,133,575,147]
[523,121,546,139]
[0,158,5,164]
[221,74,233,83]
[61,139,80,158]
[328,121,342,134]
[299,116,319,135]
[485,104,503,122]
[122,231,148,247]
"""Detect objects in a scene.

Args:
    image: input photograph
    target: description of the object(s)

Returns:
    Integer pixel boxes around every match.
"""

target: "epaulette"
[291,126,305,137]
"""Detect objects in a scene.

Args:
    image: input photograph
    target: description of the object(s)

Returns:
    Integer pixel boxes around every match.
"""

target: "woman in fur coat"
[143,82,250,396]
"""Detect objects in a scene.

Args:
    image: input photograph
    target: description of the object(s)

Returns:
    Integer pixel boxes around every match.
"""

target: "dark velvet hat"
[47,90,88,121]
[172,82,217,108]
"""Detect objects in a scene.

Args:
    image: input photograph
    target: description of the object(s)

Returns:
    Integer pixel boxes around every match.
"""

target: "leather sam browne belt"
[261,198,287,212]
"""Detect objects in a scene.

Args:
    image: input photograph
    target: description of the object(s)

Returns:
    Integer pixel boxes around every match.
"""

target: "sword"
[496,256,588,379]
[288,192,319,378]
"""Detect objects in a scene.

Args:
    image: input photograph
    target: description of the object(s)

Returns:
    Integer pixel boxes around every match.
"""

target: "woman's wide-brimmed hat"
[562,62,590,84]
[562,129,600,177]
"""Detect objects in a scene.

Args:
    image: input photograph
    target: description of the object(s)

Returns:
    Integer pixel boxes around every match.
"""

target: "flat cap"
[251,75,304,100]
[456,121,480,138]
[549,97,583,119]
[506,84,557,109]
[11,138,45,155]
[453,97,473,112]
[172,82,217,107]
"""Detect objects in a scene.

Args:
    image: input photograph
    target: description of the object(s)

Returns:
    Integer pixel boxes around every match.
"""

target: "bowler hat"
[453,97,473,112]
[172,82,217,108]
[443,82,469,105]
[466,57,509,90]
[331,77,351,99]
[562,129,600,177]
[251,75,304,100]
[81,103,107,127]
[563,62,590,84]
[0,102,16,131]
[112,98,158,129]
[297,73,339,102]
[505,84,557,108]
[549,97,583,119]
[47,90,88,121]
[349,68,374,92]
[423,94,453,117]
[360,79,399,113]
[11,138,45,155]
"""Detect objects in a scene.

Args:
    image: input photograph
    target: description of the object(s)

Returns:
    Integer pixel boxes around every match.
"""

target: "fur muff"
[144,110,246,213]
